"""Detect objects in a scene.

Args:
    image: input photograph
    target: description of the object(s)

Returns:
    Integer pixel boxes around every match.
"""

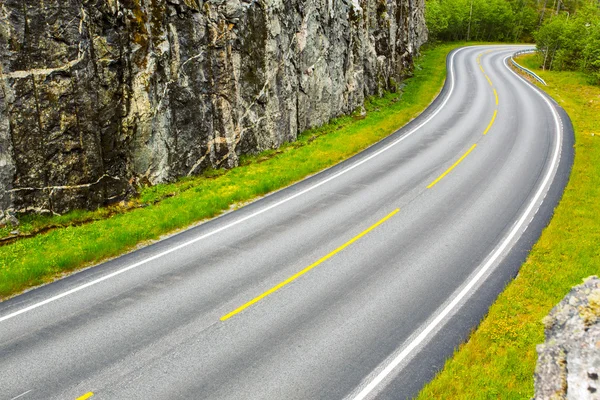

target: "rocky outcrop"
[0,0,426,214]
[534,276,600,399]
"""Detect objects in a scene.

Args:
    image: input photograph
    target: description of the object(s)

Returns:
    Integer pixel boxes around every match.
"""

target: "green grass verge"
[0,42,473,300]
[417,54,600,399]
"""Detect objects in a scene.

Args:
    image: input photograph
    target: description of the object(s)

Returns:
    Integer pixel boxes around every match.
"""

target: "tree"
[535,0,600,82]
[425,0,450,40]
[535,16,567,69]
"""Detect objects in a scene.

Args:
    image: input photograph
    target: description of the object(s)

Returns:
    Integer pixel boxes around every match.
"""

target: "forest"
[425,0,600,81]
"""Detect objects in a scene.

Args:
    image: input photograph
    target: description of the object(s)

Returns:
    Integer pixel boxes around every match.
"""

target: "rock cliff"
[0,0,427,214]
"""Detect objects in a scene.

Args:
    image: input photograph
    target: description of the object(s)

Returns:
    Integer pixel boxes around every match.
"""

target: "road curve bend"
[0,45,574,400]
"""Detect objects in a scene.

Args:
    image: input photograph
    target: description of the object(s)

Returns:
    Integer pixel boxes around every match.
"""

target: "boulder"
[534,276,600,399]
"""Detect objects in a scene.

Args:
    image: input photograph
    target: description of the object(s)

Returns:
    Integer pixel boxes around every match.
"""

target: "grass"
[0,42,472,300]
[417,53,600,399]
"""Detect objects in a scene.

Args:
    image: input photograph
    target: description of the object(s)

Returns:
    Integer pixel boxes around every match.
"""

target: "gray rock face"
[0,0,426,214]
[534,276,600,400]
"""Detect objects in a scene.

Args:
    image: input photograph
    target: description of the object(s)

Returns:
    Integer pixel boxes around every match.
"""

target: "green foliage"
[426,0,600,45]
[426,0,600,83]
[535,2,600,83]
[426,0,535,42]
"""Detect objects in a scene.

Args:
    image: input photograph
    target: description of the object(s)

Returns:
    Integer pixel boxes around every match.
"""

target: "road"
[0,45,573,400]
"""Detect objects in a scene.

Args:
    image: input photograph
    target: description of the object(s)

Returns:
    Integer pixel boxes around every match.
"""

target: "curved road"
[0,46,573,400]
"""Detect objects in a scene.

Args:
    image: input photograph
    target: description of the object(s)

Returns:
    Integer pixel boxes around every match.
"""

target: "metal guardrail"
[511,49,547,86]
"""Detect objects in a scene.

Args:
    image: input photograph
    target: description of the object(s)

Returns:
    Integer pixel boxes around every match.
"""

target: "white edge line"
[0,47,467,324]
[10,390,33,400]
[350,51,562,400]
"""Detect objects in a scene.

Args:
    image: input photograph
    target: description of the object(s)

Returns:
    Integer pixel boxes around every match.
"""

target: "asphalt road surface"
[0,45,574,400]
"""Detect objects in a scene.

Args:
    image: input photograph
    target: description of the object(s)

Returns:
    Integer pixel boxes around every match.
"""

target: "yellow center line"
[483,110,498,135]
[478,52,498,93]
[220,209,400,321]
[427,144,477,189]
[76,393,94,400]
[493,88,499,105]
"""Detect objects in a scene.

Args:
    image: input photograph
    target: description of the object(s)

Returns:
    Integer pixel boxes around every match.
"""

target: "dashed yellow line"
[223,49,498,320]
[220,209,401,321]
[478,53,497,88]
[427,144,477,189]
[483,110,498,135]
[427,51,499,188]
[76,393,93,400]
[477,52,499,132]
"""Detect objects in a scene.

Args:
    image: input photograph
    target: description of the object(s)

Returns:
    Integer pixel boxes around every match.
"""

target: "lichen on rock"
[534,276,600,399]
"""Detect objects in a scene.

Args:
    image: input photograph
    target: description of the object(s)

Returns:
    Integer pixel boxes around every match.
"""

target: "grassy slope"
[0,43,470,300]
[417,54,600,399]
